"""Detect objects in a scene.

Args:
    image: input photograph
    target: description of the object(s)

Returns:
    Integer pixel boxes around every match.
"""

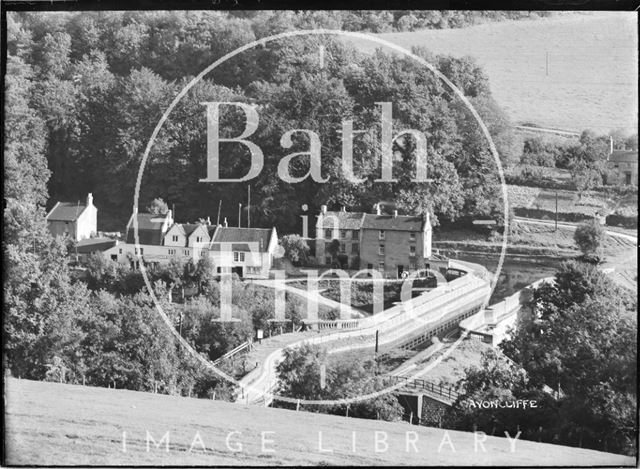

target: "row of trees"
[444,261,637,455]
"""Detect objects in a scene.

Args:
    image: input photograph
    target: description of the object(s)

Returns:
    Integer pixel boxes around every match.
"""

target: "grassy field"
[506,184,638,217]
[351,12,637,134]
[4,378,635,466]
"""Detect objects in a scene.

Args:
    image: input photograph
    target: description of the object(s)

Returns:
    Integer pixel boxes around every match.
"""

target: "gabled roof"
[362,214,424,231]
[317,211,366,230]
[210,227,273,252]
[46,202,87,222]
[126,212,171,245]
[609,150,638,163]
[182,223,203,237]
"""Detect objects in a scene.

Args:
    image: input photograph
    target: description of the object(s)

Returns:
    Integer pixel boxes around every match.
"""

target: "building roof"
[609,150,638,164]
[182,223,203,237]
[211,227,273,252]
[126,213,170,245]
[75,238,117,254]
[46,202,87,221]
[362,214,425,231]
[317,211,366,230]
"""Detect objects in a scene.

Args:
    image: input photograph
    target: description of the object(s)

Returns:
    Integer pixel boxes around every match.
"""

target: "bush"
[574,219,605,259]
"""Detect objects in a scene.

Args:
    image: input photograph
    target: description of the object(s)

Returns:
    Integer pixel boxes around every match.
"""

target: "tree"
[147,197,169,215]
[326,239,341,265]
[499,262,637,455]
[275,344,403,421]
[443,349,552,436]
[573,218,605,262]
[279,234,310,266]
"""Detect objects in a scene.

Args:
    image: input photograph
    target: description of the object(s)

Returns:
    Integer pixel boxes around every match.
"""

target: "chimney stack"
[86,193,93,207]
[321,205,327,215]
[206,216,211,225]
[223,217,228,228]
[375,203,381,215]
[393,210,398,218]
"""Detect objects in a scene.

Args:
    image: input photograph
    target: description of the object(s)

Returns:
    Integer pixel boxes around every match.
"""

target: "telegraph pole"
[555,191,558,231]
[238,203,242,228]
[247,185,251,228]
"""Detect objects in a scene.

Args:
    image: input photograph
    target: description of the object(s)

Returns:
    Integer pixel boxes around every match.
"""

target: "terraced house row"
[315,203,446,278]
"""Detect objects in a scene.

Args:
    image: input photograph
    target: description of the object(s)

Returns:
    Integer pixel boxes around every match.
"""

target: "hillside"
[351,12,637,134]
[4,378,635,466]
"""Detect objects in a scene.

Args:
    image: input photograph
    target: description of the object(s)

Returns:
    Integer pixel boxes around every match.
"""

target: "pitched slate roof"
[318,211,366,230]
[609,150,638,164]
[211,227,273,252]
[47,202,87,221]
[182,223,202,237]
[362,214,424,231]
[126,213,169,245]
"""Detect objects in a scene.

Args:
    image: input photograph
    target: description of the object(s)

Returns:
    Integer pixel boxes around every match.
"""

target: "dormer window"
[379,230,385,240]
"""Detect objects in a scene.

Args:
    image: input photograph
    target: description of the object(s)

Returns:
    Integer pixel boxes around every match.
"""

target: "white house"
[46,193,97,241]
[207,223,278,279]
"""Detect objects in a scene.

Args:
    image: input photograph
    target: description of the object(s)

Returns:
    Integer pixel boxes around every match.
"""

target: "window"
[184,250,189,256]
[140,248,144,255]
[409,233,416,242]
[352,243,359,254]
[340,243,346,253]
[172,235,178,242]
[378,244,385,255]
[239,252,245,262]
[379,230,385,240]
[325,229,332,239]
[340,230,346,239]
[410,260,417,270]
[378,261,385,271]
[168,249,176,255]
[409,245,416,256]
[352,230,359,239]
[119,248,122,254]
[367,263,373,269]
[111,255,118,261]
[233,252,239,262]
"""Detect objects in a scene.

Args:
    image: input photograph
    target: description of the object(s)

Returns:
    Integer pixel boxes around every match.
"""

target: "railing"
[386,375,460,402]
[237,264,491,405]
[213,340,253,366]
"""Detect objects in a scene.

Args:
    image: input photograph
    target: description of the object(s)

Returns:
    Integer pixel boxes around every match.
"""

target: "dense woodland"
[7,10,523,235]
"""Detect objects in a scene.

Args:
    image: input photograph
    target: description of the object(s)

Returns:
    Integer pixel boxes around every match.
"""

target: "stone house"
[607,149,638,186]
[315,203,436,277]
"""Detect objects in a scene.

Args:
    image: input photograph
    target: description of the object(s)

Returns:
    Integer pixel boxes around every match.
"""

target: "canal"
[446,251,565,304]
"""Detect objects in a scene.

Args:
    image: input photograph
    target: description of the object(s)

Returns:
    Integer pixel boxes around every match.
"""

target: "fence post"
[296,399,300,411]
